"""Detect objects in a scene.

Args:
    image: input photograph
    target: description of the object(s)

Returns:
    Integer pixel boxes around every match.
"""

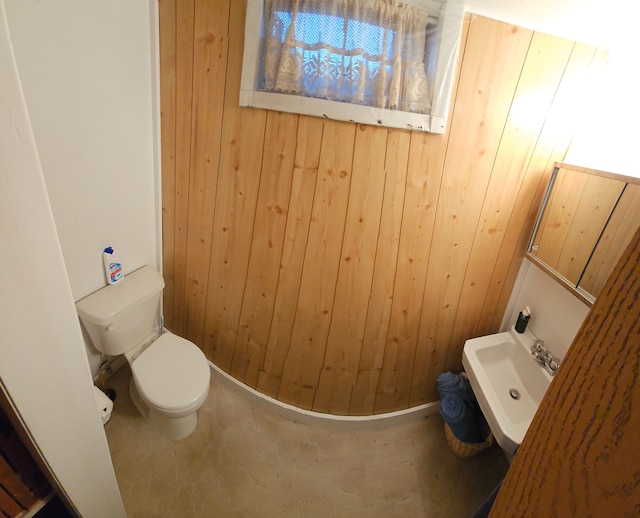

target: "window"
[240,0,465,133]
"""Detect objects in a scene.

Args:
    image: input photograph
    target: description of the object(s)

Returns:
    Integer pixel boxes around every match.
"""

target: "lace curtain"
[263,0,433,114]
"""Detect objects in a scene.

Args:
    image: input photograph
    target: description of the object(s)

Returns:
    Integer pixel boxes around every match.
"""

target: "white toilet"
[76,265,210,440]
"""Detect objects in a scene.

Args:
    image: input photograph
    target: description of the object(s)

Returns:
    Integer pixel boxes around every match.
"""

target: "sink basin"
[462,326,552,456]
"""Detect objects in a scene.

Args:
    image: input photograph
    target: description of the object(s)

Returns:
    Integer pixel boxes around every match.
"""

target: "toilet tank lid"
[76,265,164,326]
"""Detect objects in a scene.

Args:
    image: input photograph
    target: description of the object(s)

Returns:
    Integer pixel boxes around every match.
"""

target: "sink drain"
[509,388,521,400]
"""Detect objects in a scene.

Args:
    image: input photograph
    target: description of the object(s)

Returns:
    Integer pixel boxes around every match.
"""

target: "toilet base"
[128,378,198,441]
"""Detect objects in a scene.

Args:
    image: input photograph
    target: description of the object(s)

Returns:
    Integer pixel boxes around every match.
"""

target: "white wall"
[501,260,590,360]
[467,0,638,49]
[565,52,640,178]
[5,0,161,374]
[0,2,125,515]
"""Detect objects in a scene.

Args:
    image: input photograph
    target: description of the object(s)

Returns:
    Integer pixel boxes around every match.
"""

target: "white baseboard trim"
[209,361,440,430]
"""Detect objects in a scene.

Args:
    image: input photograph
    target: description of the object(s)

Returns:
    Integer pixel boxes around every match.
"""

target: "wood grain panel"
[183,0,230,345]
[0,455,35,509]
[0,485,22,517]
[365,29,467,412]
[487,43,600,330]
[534,168,625,285]
[373,129,444,413]
[169,0,196,335]
[257,116,324,397]
[158,0,177,329]
[0,406,50,515]
[491,227,640,517]
[580,183,640,296]
[159,2,606,415]
[415,18,533,404]
[200,0,267,370]
[533,166,589,267]
[350,129,411,414]
[444,32,575,376]
[278,120,356,409]
[313,124,388,414]
[231,111,299,387]
[554,174,624,284]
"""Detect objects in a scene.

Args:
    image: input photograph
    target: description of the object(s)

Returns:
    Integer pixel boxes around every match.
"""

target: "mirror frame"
[527,161,640,306]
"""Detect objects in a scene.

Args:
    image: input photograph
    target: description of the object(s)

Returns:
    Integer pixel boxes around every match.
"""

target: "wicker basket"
[444,422,494,459]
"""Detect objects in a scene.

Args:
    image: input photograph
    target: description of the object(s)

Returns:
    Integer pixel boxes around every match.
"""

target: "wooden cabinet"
[0,403,52,517]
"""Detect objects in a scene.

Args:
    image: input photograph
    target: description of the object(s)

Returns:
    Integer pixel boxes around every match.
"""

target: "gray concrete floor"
[104,364,508,517]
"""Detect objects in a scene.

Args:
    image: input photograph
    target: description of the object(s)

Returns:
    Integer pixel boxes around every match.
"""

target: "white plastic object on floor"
[93,385,114,425]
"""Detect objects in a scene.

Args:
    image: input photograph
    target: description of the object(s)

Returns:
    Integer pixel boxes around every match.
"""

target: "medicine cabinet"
[527,162,640,305]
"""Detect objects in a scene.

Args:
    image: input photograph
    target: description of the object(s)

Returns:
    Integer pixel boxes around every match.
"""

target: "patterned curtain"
[263,0,433,113]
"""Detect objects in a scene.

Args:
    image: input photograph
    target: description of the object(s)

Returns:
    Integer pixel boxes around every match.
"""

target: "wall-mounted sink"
[462,326,552,456]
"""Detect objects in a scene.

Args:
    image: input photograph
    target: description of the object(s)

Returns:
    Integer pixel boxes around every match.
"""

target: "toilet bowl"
[126,331,210,440]
[76,265,210,440]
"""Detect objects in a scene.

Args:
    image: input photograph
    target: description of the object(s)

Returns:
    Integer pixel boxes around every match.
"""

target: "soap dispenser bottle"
[515,306,531,333]
[103,246,123,285]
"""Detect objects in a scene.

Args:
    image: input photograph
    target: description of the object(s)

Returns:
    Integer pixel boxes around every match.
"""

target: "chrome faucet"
[530,339,560,376]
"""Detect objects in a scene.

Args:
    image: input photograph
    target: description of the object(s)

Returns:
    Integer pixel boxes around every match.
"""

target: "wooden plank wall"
[159,0,605,415]
[532,168,626,286]
[0,404,51,517]
[581,183,640,296]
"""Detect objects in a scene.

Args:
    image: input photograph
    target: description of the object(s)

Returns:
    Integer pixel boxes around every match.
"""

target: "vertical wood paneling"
[278,120,356,409]
[230,111,299,386]
[170,0,196,335]
[158,0,177,329]
[159,2,605,415]
[533,169,625,285]
[554,175,624,284]
[257,116,324,397]
[313,124,388,414]
[486,42,599,330]
[0,405,50,516]
[533,168,592,268]
[580,183,640,296]
[415,18,534,404]
[491,228,640,517]
[200,0,267,370]
[374,130,444,413]
[444,32,575,376]
[183,0,230,344]
[350,129,410,414]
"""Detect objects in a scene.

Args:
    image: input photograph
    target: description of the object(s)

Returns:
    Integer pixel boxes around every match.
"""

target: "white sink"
[462,326,552,456]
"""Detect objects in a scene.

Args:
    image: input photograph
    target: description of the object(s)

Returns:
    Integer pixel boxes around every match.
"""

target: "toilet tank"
[76,265,165,356]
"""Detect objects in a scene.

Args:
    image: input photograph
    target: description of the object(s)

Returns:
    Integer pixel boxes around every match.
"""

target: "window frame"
[239,0,465,134]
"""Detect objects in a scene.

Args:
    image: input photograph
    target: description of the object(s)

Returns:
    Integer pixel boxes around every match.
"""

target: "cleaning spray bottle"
[103,246,123,285]
[515,306,531,333]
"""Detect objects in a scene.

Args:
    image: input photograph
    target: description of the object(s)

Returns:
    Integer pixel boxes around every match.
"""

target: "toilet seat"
[131,333,210,414]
